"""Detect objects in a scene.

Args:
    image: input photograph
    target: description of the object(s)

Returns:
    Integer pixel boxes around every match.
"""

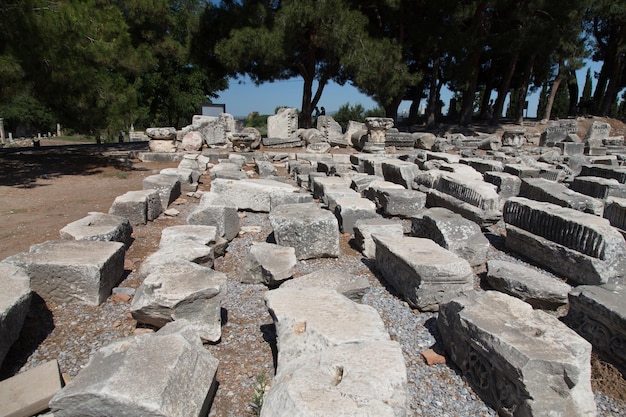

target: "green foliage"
[245,112,269,128]
[581,68,593,103]
[250,371,269,416]
[333,102,384,130]
[552,82,570,119]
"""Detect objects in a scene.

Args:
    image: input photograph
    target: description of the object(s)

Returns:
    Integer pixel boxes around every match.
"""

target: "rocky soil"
[1,127,626,416]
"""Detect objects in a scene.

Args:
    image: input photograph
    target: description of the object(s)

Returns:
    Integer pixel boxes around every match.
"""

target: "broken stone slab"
[186,192,240,241]
[519,177,604,216]
[438,291,596,417]
[362,179,405,209]
[209,161,243,180]
[483,171,521,203]
[567,283,626,376]
[262,136,303,148]
[334,197,379,234]
[503,163,540,179]
[460,158,504,174]
[138,241,215,278]
[381,159,421,188]
[411,207,489,267]
[60,212,132,248]
[142,174,182,210]
[49,327,219,417]
[210,178,299,212]
[255,159,277,178]
[159,225,218,248]
[373,235,474,311]
[269,203,339,260]
[109,189,162,226]
[485,260,571,310]
[160,167,199,192]
[585,121,611,144]
[146,127,177,140]
[0,360,63,417]
[378,188,427,218]
[241,242,296,287]
[306,141,331,153]
[311,175,351,200]
[603,196,626,237]
[267,107,299,138]
[570,176,626,199]
[0,263,31,368]
[2,240,124,305]
[504,197,626,285]
[539,120,578,146]
[131,261,226,342]
[353,218,405,258]
[269,190,315,211]
[579,164,626,183]
[280,269,370,302]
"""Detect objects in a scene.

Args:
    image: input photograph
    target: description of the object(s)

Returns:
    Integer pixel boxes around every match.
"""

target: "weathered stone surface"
[60,212,132,248]
[567,284,626,376]
[181,130,203,151]
[378,188,427,218]
[306,141,331,154]
[334,197,379,234]
[504,163,540,179]
[539,120,578,146]
[49,327,219,417]
[262,287,408,417]
[262,136,303,148]
[0,263,31,367]
[485,260,571,309]
[269,203,339,260]
[585,121,611,144]
[186,192,240,241]
[160,167,199,192]
[411,207,489,267]
[254,159,277,178]
[483,171,521,202]
[519,177,604,216]
[438,291,596,417]
[200,113,235,147]
[109,189,162,226]
[571,176,626,199]
[267,107,298,139]
[381,159,421,188]
[139,241,215,278]
[504,197,626,285]
[280,269,370,302]
[363,179,405,208]
[142,174,182,210]
[311,175,351,200]
[579,164,626,183]
[3,240,124,305]
[354,218,405,258]
[131,262,226,341]
[210,178,299,212]
[460,158,504,174]
[0,360,62,417]
[146,127,177,140]
[373,235,474,311]
[414,132,437,150]
[241,242,296,286]
[159,225,218,248]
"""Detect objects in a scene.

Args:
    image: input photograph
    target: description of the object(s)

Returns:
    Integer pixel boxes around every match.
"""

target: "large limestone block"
[438,291,596,417]
[269,203,340,260]
[241,242,296,287]
[504,197,626,285]
[181,130,203,151]
[109,189,162,226]
[160,167,199,192]
[373,235,474,311]
[3,240,124,305]
[267,107,298,139]
[411,207,489,267]
[280,268,369,302]
[486,260,571,309]
[354,218,405,258]
[0,360,63,417]
[567,284,626,376]
[210,178,299,212]
[131,262,226,342]
[60,212,132,248]
[519,177,604,216]
[49,328,219,417]
[381,159,421,188]
[186,192,240,241]
[378,189,427,218]
[146,127,177,140]
[334,197,379,234]
[138,241,215,278]
[142,174,181,210]
[159,225,218,248]
[0,263,31,367]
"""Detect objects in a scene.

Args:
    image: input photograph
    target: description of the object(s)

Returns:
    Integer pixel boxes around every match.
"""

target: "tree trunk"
[300,74,314,128]
[426,57,440,127]
[385,96,402,121]
[567,69,578,117]
[515,55,535,125]
[491,52,519,125]
[479,63,496,119]
[407,79,425,126]
[600,53,625,115]
[459,49,482,125]
[543,61,563,121]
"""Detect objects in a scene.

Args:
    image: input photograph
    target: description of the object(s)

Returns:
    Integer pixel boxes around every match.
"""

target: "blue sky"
[215,59,604,120]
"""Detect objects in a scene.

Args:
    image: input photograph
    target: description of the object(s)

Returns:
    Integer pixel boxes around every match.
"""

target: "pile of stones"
[2,112,626,416]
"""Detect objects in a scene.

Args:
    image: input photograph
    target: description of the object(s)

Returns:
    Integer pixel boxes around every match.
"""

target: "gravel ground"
[2,160,626,417]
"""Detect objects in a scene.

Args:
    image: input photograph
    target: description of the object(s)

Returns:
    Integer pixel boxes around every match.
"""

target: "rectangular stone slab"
[0,360,63,417]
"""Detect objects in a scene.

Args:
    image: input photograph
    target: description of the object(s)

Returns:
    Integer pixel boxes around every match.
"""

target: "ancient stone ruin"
[3,111,626,416]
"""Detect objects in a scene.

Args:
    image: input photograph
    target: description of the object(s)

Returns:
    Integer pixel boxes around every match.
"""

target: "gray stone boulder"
[142,174,181,210]
[269,203,340,260]
[267,107,298,139]
[139,241,215,277]
[485,260,571,309]
[334,197,379,234]
[280,269,369,302]
[210,178,299,212]
[262,287,408,417]
[49,326,218,417]
[519,177,604,216]
[160,167,199,192]
[186,192,240,241]
[255,160,277,178]
[159,225,218,248]
[354,218,405,258]
[381,159,421,188]
[378,188,427,218]
[241,242,296,287]
[3,240,124,305]
[181,130,203,151]
[0,263,31,367]
[373,235,474,311]
[146,127,177,140]
[60,212,132,248]
[438,291,596,417]
[109,189,162,226]
[131,262,226,342]
[411,207,489,267]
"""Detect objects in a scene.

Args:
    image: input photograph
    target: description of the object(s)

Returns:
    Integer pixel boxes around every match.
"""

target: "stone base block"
[142,174,182,210]
[109,190,162,226]
[0,263,31,367]
[60,212,132,248]
[353,218,404,258]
